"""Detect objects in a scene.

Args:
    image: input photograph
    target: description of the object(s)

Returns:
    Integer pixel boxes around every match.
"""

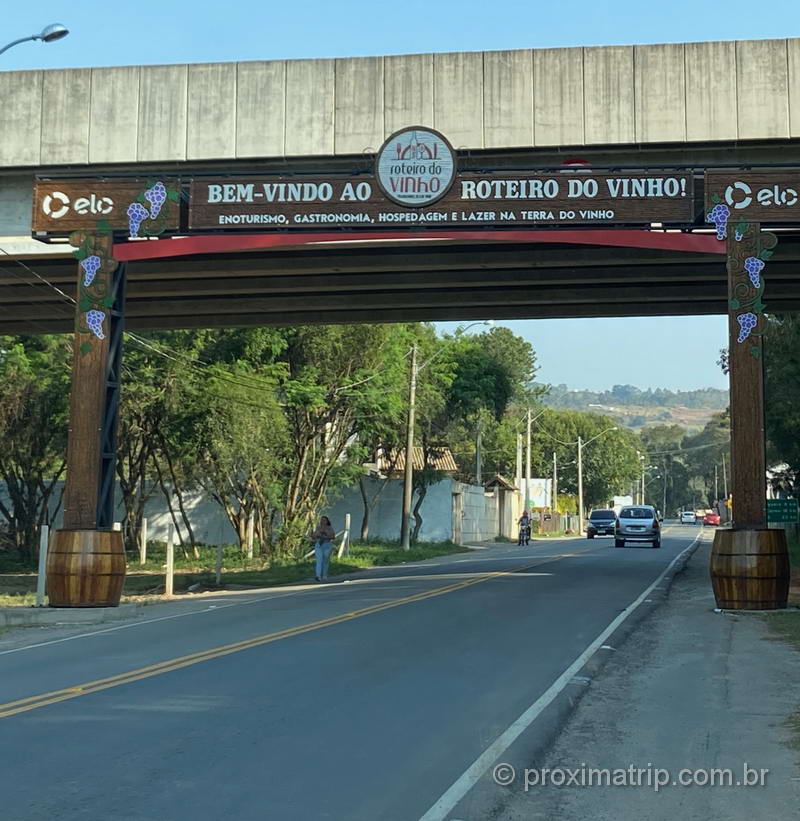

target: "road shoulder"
[497,538,800,820]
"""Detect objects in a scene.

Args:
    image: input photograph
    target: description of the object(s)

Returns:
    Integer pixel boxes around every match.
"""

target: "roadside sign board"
[704,171,800,223]
[767,498,799,523]
[32,179,180,235]
[188,171,696,231]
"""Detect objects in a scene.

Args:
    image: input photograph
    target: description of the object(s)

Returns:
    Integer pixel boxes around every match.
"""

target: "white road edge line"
[418,530,703,821]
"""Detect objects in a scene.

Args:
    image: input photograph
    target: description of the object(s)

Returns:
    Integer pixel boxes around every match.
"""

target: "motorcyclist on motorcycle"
[518,510,531,546]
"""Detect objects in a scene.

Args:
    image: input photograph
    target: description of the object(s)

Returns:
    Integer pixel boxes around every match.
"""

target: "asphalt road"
[0,525,702,821]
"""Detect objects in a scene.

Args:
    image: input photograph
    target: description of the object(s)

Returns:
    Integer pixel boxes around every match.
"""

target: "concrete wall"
[326,477,456,544]
[1,478,505,547]
[1,38,798,169]
[457,483,501,544]
[0,481,239,545]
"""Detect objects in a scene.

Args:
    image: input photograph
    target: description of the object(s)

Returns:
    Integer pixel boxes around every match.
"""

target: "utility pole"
[635,450,641,504]
[516,433,522,491]
[476,420,482,486]
[722,452,728,499]
[577,436,583,522]
[552,451,558,513]
[714,464,719,504]
[663,459,668,518]
[641,458,646,505]
[525,409,532,511]
[400,345,417,551]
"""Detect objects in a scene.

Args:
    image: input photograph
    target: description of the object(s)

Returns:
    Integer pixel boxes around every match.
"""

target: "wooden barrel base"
[710,528,789,610]
[46,530,126,607]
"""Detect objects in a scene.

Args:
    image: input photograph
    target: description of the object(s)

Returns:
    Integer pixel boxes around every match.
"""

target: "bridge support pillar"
[47,234,127,607]
[710,221,789,609]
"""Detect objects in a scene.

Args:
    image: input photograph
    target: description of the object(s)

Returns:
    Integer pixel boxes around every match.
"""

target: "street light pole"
[642,466,646,504]
[577,436,584,522]
[400,345,417,551]
[525,408,531,511]
[0,24,69,57]
[552,451,557,514]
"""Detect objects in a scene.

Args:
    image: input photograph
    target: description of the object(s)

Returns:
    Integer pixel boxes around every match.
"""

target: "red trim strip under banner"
[112,229,725,262]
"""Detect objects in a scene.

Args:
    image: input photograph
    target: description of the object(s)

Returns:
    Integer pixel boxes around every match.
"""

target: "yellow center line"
[0,546,604,720]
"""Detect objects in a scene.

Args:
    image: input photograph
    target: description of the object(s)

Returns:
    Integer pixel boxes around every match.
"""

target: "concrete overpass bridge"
[2,37,800,330]
[0,36,798,609]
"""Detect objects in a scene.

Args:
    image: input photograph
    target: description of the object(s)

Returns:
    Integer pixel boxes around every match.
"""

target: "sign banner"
[766,497,799,523]
[516,478,553,509]
[32,179,180,235]
[188,172,696,231]
[704,171,800,223]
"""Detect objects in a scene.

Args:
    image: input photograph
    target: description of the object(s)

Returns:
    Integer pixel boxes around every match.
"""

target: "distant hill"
[537,383,729,432]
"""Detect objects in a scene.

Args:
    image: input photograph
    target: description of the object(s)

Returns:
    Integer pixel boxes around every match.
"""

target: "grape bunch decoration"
[706,203,730,240]
[744,256,765,288]
[86,309,106,340]
[80,255,101,287]
[145,181,167,220]
[127,202,149,238]
[737,312,758,343]
[734,230,743,241]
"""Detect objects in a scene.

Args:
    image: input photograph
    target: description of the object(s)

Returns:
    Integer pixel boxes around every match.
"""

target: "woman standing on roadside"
[311,516,337,581]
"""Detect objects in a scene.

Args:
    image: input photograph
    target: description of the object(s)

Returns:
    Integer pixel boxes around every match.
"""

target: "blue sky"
[6,1,796,390]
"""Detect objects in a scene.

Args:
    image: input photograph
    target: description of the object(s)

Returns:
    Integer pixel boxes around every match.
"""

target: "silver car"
[615,505,661,548]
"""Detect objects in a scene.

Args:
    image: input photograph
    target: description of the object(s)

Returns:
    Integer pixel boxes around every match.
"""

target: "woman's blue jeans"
[315,540,334,579]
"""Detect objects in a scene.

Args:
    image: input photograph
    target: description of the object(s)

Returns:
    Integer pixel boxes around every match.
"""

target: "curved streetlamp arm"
[582,426,618,448]
[417,320,491,373]
[0,36,36,57]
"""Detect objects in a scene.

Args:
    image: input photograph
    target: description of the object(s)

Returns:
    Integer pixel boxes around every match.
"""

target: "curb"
[0,602,145,628]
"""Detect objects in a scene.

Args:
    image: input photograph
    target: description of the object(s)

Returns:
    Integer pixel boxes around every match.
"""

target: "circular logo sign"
[42,191,70,219]
[376,127,456,207]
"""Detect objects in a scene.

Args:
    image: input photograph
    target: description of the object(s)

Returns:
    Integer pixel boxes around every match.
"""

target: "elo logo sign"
[41,191,114,220]
[724,180,798,210]
[375,127,456,207]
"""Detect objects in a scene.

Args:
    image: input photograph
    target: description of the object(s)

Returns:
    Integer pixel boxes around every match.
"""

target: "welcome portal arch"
[23,121,800,611]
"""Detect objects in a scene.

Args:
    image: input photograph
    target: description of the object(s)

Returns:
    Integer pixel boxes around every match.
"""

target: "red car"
[704,511,721,526]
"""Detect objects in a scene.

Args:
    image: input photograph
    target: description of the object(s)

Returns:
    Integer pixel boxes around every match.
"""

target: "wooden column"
[49,233,127,607]
[725,221,773,528]
[710,220,788,610]
[62,233,115,529]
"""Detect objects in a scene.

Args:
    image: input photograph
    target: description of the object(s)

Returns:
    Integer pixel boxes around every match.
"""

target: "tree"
[639,424,692,515]
[681,411,730,507]
[277,323,421,555]
[764,314,800,494]
[0,336,70,561]
[531,409,640,511]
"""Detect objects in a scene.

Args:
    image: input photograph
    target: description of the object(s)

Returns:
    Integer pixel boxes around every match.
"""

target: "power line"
[0,249,416,401]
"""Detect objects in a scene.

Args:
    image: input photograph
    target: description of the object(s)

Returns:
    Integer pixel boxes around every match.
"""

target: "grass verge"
[0,540,468,603]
